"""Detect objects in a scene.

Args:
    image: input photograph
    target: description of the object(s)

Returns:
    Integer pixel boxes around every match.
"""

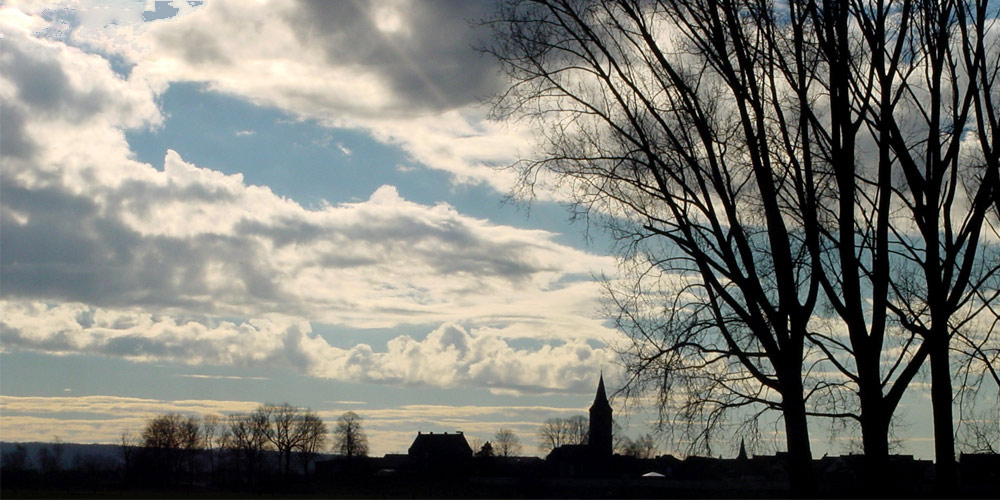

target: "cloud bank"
[0,8,617,394]
[1,304,613,394]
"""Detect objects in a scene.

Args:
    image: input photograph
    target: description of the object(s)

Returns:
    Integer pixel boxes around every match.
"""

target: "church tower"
[588,373,613,458]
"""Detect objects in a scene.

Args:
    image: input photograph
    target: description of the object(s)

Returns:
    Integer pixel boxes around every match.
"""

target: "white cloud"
[1,14,615,332]
[118,0,532,192]
[0,302,614,394]
[303,323,616,394]
[0,5,621,397]
[3,144,615,329]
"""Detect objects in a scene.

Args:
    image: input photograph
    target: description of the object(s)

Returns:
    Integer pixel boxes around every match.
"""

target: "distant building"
[546,374,615,475]
[407,431,473,475]
[588,373,613,459]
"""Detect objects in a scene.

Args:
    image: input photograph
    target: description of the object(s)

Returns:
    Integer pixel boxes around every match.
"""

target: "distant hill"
[1,441,123,470]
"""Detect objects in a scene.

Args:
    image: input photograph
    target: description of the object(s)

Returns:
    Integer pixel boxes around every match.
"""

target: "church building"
[588,373,613,458]
[546,374,614,472]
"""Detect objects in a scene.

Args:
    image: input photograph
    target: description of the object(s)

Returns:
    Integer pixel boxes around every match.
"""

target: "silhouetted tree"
[332,411,368,459]
[538,418,571,452]
[955,325,1000,455]
[476,441,495,458]
[566,415,589,445]
[467,436,486,454]
[295,411,328,476]
[825,1,1000,489]
[227,408,271,483]
[200,414,226,479]
[619,433,657,459]
[264,403,326,478]
[493,428,522,457]
[119,429,138,480]
[486,1,838,490]
[538,415,589,452]
[487,1,1000,493]
[141,413,200,483]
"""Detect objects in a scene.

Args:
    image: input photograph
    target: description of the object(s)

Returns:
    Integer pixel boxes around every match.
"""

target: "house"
[407,431,473,475]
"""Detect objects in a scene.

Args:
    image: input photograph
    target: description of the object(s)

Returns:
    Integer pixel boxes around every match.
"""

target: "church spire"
[590,372,611,412]
[588,372,613,458]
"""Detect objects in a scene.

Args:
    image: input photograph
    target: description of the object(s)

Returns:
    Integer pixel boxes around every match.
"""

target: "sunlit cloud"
[0,303,615,394]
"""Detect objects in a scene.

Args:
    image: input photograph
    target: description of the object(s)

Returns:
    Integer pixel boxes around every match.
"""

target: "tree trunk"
[782,380,815,496]
[858,394,890,495]
[929,332,957,491]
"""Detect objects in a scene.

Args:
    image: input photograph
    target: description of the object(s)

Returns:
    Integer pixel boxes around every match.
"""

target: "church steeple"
[590,372,612,413]
[588,372,613,458]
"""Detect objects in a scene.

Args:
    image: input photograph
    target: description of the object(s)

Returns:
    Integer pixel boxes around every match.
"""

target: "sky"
[0,0,940,458]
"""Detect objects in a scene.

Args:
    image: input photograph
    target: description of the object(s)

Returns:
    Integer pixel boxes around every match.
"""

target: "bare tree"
[467,435,486,454]
[177,415,201,481]
[332,411,369,459]
[201,414,227,479]
[487,1,1000,493]
[264,403,323,478]
[119,429,138,479]
[493,428,522,457]
[296,411,328,476]
[141,414,199,481]
[487,0,845,490]
[538,415,589,452]
[855,1,1000,488]
[955,315,1000,456]
[227,408,271,483]
[538,418,572,452]
[619,433,657,459]
[566,415,589,445]
[266,403,298,477]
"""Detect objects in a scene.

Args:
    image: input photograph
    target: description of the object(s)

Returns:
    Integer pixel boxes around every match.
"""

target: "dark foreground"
[3,475,998,499]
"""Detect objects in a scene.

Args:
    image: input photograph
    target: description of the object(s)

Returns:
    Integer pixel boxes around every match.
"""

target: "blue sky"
[0,0,946,458]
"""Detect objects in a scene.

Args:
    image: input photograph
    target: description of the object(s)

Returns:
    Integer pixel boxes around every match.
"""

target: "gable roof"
[408,432,473,458]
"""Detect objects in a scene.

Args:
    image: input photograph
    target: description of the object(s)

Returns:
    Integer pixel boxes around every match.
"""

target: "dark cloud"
[0,177,285,314]
[152,21,231,66]
[235,203,557,282]
[281,0,500,113]
[1,39,109,122]
[0,103,37,160]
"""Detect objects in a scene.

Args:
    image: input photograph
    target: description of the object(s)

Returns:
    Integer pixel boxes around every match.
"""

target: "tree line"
[486,0,999,495]
[119,404,367,486]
